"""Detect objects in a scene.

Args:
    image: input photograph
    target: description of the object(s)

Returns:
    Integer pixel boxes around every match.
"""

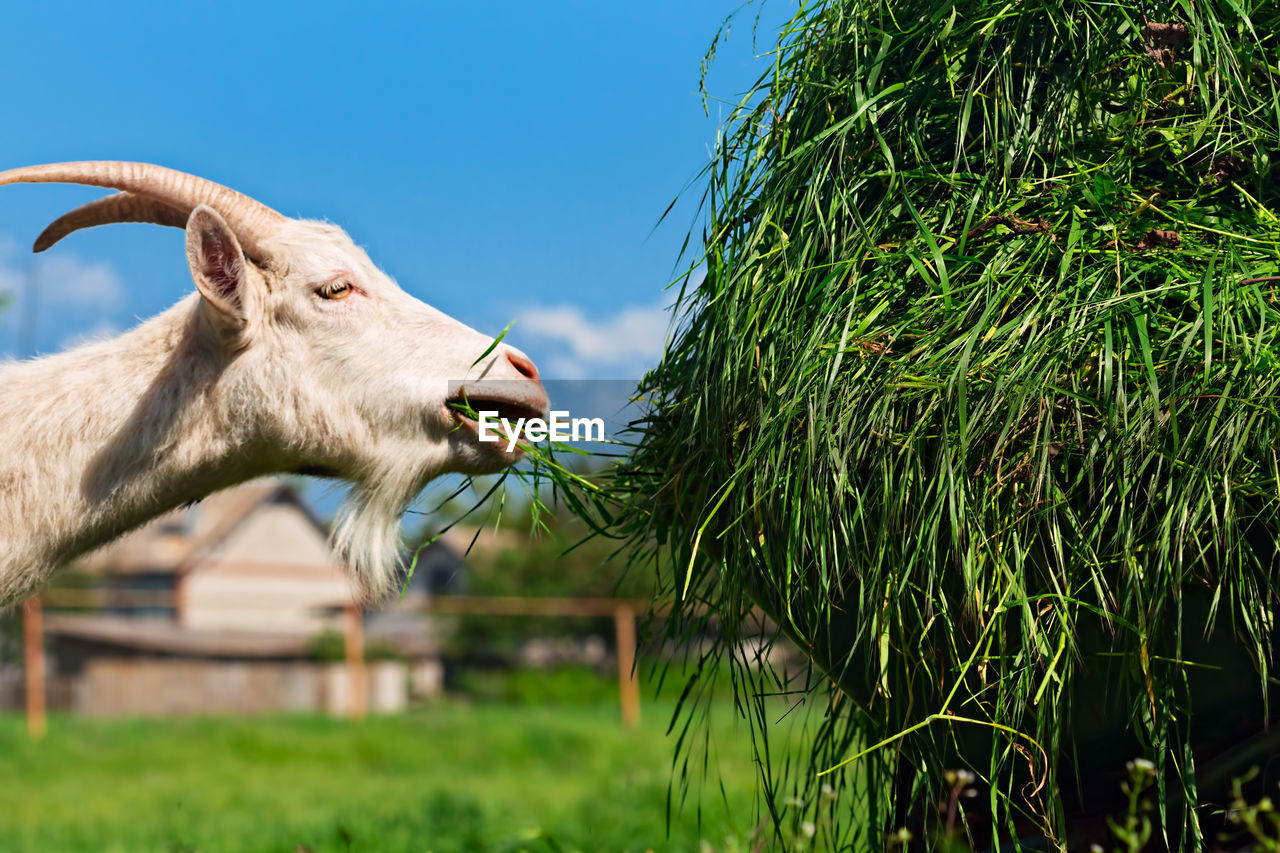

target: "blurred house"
[31,479,455,717]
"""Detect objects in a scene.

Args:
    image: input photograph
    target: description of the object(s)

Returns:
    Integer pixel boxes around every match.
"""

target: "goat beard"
[330,461,439,602]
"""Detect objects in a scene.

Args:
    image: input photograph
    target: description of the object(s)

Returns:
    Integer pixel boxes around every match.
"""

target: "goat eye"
[318,279,353,300]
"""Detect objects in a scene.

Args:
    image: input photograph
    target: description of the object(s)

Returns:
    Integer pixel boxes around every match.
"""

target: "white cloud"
[0,237,123,309]
[518,300,671,378]
[0,235,125,355]
[0,264,20,301]
[36,255,123,309]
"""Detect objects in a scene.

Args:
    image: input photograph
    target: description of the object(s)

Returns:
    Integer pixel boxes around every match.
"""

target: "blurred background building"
[2,479,453,716]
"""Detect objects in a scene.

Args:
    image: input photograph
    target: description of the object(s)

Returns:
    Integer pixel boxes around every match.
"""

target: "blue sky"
[0,2,788,380]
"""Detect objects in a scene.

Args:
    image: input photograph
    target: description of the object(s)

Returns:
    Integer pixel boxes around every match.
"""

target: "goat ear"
[186,205,250,324]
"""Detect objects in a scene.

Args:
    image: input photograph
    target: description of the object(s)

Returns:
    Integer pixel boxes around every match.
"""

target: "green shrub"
[307,629,402,662]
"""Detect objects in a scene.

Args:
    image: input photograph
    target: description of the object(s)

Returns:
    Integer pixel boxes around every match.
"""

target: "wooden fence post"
[614,603,639,727]
[343,603,366,721]
[23,597,45,739]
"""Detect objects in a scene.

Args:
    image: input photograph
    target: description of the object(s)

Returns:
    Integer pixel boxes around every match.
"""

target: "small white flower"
[801,821,816,838]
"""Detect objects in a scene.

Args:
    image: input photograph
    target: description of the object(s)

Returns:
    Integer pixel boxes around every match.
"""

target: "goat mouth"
[447,396,549,452]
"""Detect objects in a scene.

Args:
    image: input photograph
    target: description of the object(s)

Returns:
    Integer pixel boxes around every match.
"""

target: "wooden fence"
[21,591,650,737]
[420,596,644,727]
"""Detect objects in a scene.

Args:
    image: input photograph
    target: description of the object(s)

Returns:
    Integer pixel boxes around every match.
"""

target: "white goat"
[0,161,548,604]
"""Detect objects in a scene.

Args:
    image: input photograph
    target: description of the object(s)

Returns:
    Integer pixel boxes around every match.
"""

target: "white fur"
[0,211,544,604]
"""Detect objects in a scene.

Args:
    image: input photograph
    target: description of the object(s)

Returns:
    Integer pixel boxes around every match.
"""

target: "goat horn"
[0,162,286,262]
[33,192,190,253]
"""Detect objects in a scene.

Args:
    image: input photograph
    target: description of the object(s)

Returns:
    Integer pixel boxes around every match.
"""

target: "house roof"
[44,614,313,657]
[76,479,326,576]
[46,611,442,658]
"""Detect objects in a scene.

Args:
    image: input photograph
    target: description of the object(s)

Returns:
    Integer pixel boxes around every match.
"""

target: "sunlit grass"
[0,699,771,853]
[525,0,1280,847]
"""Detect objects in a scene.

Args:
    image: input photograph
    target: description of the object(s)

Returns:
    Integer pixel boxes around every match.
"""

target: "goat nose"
[506,350,540,382]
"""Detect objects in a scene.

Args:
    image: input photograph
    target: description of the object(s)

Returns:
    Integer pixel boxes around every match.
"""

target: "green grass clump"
[579,0,1280,846]
[0,701,768,853]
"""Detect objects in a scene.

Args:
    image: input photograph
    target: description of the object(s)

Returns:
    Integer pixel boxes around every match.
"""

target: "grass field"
[0,699,772,853]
